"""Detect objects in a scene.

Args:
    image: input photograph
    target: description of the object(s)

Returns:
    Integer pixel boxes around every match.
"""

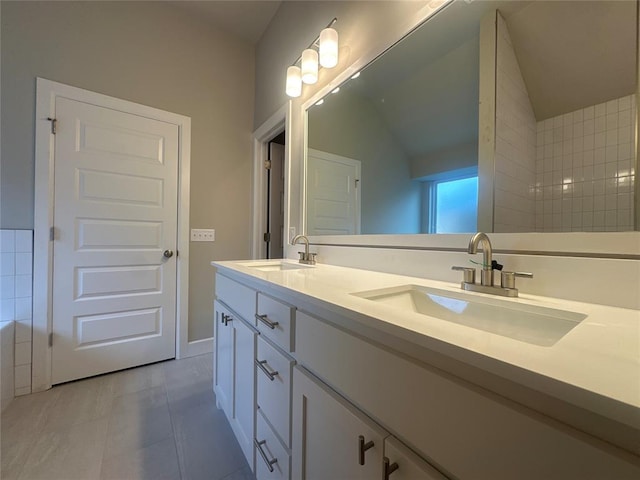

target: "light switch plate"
[191,229,215,242]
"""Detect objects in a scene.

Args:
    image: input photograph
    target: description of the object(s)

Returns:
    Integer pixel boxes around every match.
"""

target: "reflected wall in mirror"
[305,0,638,235]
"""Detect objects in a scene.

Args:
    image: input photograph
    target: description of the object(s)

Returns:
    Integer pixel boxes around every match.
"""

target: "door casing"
[33,78,193,392]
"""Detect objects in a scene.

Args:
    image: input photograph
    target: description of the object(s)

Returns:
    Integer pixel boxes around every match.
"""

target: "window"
[424,176,478,233]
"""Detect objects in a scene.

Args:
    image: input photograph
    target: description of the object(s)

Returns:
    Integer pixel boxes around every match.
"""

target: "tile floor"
[1,353,255,480]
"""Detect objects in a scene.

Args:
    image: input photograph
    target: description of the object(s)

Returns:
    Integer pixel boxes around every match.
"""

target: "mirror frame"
[285,0,640,257]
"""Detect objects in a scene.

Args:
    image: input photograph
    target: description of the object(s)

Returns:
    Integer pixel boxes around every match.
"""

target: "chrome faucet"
[452,232,533,297]
[468,232,494,286]
[291,234,316,265]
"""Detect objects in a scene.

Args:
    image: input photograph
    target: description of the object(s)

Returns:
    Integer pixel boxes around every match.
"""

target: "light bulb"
[319,27,339,68]
[285,65,302,98]
[301,49,318,84]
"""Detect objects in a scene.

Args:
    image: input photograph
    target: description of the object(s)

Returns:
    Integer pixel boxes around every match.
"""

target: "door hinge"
[47,117,57,134]
[49,226,56,241]
[264,159,271,170]
[48,333,53,347]
[263,232,271,242]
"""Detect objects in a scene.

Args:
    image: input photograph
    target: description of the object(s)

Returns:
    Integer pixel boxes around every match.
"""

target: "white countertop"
[212,259,640,432]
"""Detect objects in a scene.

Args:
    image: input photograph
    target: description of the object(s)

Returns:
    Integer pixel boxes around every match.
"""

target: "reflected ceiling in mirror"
[305,0,638,236]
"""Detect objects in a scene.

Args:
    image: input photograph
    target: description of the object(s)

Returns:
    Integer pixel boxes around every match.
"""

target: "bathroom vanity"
[212,259,639,480]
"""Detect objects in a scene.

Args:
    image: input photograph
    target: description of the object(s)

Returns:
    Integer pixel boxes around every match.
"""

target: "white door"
[306,148,361,235]
[51,96,179,384]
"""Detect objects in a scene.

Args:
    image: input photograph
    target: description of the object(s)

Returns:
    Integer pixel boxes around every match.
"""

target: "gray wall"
[1,1,255,341]
[255,1,431,129]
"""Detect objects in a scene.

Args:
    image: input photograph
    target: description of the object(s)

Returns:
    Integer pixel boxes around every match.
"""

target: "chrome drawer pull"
[221,313,233,326]
[255,439,278,472]
[255,359,279,381]
[383,457,399,479]
[256,314,279,329]
[358,435,374,466]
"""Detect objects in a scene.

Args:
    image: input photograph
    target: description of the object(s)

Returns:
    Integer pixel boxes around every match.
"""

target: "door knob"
[163,249,174,258]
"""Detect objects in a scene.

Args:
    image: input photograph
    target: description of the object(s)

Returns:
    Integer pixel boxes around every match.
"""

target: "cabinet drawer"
[256,336,294,447]
[295,310,640,480]
[256,293,294,352]
[216,273,256,322]
[256,410,290,480]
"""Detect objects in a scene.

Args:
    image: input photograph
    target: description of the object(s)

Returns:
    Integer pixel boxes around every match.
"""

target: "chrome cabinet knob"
[163,249,174,258]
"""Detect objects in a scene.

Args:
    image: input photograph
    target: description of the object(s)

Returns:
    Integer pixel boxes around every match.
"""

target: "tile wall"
[535,95,636,232]
[493,13,537,233]
[0,230,33,396]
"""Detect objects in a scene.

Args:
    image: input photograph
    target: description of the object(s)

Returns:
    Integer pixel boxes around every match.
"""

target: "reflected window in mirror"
[424,175,478,234]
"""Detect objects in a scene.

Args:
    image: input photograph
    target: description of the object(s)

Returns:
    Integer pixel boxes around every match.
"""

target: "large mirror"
[305,0,638,235]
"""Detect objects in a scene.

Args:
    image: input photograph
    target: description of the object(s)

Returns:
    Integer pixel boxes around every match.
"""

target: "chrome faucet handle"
[500,271,533,289]
[452,266,476,284]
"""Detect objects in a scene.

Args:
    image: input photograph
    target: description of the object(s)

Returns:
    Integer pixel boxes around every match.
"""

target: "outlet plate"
[191,228,215,242]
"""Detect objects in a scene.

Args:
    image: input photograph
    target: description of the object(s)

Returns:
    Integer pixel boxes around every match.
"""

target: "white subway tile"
[583,181,594,197]
[583,119,594,135]
[593,177,605,195]
[618,95,632,111]
[15,319,31,343]
[594,115,606,133]
[593,211,605,227]
[605,194,617,211]
[0,298,14,322]
[594,148,606,165]
[583,105,595,120]
[605,145,618,163]
[15,275,32,298]
[15,341,31,366]
[15,386,31,397]
[593,131,606,148]
[605,129,618,147]
[14,297,32,321]
[0,253,15,276]
[605,99,619,114]
[15,231,33,253]
[594,102,607,117]
[15,253,32,276]
[14,364,30,389]
[0,231,15,253]
[582,150,594,166]
[0,276,15,300]
[583,196,594,212]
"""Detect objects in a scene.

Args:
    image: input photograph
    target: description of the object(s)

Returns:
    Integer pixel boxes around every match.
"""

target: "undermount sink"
[239,261,315,272]
[352,285,586,346]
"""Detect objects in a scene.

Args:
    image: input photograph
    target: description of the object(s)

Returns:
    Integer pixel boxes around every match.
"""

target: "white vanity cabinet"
[292,366,387,480]
[382,436,448,480]
[213,275,258,471]
[214,267,640,480]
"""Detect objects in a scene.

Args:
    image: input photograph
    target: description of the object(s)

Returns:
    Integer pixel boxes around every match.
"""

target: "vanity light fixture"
[286,65,303,98]
[331,87,340,94]
[285,18,339,98]
[351,72,361,79]
[301,49,319,84]
[315,99,324,106]
[319,27,339,68]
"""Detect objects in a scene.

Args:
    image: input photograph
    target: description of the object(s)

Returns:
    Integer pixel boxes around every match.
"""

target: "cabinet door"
[383,436,448,480]
[233,317,257,469]
[214,301,234,420]
[292,366,387,480]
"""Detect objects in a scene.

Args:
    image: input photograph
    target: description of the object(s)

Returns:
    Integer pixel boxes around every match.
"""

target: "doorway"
[266,132,285,259]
